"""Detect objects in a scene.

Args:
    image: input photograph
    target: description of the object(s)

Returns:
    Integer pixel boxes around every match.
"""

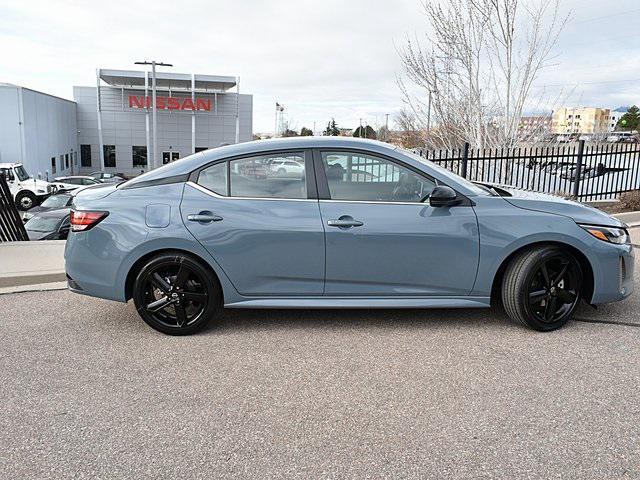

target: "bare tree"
[395,108,427,149]
[398,0,568,150]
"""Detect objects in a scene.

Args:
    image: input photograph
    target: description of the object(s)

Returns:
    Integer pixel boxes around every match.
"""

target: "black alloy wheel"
[527,255,581,324]
[502,246,583,331]
[133,253,220,335]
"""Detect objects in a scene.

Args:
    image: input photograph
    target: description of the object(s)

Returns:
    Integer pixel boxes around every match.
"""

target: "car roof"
[0,163,21,168]
[124,137,399,187]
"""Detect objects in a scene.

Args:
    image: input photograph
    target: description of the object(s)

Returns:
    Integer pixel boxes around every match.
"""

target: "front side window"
[132,146,147,167]
[230,153,306,199]
[321,152,435,202]
[103,145,116,168]
[14,165,30,181]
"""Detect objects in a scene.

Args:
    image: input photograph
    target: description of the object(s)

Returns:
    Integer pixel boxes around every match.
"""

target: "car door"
[315,149,479,296]
[181,150,325,296]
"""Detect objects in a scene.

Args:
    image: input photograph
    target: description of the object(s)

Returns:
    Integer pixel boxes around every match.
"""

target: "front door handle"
[187,211,223,223]
[327,216,364,228]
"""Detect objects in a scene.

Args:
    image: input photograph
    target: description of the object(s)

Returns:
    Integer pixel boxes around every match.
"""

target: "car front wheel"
[133,252,220,335]
[502,246,582,331]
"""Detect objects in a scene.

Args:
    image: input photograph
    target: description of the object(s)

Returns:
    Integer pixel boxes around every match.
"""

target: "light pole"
[135,60,173,169]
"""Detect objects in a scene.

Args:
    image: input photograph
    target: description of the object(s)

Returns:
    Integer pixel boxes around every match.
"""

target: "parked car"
[0,162,56,210]
[607,132,635,143]
[25,208,71,240]
[22,192,74,222]
[65,137,633,335]
[52,176,101,192]
[89,171,125,183]
[268,158,305,178]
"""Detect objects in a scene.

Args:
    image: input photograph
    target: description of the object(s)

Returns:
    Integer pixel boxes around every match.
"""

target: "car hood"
[491,185,625,228]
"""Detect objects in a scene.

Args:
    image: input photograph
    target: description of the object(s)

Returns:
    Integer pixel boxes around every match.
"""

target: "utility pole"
[385,113,389,141]
[135,60,173,169]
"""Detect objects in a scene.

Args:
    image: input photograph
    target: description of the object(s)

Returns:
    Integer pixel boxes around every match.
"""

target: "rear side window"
[198,162,228,196]
[197,152,307,199]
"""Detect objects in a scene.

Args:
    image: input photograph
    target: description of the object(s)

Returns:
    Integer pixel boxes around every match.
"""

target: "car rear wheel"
[133,252,220,335]
[502,246,582,331]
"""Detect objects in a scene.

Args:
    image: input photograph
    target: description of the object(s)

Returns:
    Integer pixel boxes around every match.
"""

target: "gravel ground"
[1,261,639,478]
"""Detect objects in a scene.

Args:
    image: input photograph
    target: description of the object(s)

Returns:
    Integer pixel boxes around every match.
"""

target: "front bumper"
[590,243,634,304]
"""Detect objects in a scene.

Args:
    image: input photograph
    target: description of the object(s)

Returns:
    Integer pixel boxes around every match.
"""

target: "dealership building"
[0,69,253,180]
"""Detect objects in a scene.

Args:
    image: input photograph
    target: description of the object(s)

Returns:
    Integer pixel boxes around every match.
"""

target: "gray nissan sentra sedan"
[65,137,634,335]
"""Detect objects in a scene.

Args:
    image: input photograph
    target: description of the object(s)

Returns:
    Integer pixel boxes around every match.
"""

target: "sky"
[1,0,639,134]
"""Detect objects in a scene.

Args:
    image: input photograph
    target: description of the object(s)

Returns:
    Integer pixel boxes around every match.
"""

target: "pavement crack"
[574,317,640,328]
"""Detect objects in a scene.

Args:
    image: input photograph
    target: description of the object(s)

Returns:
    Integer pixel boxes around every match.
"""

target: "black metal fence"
[0,173,29,242]
[416,141,640,201]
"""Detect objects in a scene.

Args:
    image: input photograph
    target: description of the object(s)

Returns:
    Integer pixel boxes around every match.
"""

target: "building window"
[103,145,116,168]
[195,147,208,153]
[65,154,69,169]
[60,155,63,170]
[132,146,147,167]
[80,145,92,167]
[73,152,77,165]
[51,157,56,174]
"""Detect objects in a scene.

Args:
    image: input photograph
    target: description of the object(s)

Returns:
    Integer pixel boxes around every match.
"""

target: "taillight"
[70,210,109,232]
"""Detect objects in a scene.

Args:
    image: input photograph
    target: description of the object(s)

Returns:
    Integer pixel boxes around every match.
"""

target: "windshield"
[25,216,61,232]
[41,194,72,208]
[14,165,30,181]
[400,149,490,196]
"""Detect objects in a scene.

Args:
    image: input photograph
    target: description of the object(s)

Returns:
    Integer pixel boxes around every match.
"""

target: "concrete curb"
[0,240,66,289]
[613,211,640,227]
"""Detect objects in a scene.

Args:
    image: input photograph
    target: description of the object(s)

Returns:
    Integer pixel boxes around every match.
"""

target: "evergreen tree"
[616,106,639,131]
[353,125,377,139]
[323,118,340,136]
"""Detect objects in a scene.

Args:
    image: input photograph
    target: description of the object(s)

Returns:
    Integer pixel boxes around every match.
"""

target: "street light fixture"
[134,60,173,169]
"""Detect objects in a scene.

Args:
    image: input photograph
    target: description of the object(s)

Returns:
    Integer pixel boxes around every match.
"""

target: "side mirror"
[429,185,461,208]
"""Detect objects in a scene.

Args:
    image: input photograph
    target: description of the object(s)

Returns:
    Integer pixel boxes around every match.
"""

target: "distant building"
[552,107,610,135]
[518,115,552,140]
[608,106,629,131]
[0,83,77,181]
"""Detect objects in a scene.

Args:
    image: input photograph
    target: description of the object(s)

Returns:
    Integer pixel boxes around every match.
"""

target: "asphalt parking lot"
[1,261,639,478]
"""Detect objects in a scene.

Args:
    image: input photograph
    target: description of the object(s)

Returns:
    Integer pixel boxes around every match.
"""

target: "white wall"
[0,86,23,165]
[20,88,78,180]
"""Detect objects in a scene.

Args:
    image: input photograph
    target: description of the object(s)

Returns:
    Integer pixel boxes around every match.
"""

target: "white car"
[269,159,305,178]
[52,175,101,192]
[0,163,55,210]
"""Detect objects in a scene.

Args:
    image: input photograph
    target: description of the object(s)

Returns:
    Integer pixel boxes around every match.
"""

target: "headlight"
[580,224,630,244]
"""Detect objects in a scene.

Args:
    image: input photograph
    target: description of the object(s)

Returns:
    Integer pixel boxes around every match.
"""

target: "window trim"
[190,149,317,201]
[313,148,440,204]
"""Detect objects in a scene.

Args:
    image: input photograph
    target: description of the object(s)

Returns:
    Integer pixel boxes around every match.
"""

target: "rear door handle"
[327,216,363,228]
[187,212,223,223]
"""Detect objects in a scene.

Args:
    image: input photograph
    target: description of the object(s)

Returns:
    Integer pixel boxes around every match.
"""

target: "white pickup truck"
[0,163,56,210]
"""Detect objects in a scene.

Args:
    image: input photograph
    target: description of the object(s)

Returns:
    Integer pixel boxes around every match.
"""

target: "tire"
[502,246,582,331]
[15,191,36,211]
[133,252,221,335]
